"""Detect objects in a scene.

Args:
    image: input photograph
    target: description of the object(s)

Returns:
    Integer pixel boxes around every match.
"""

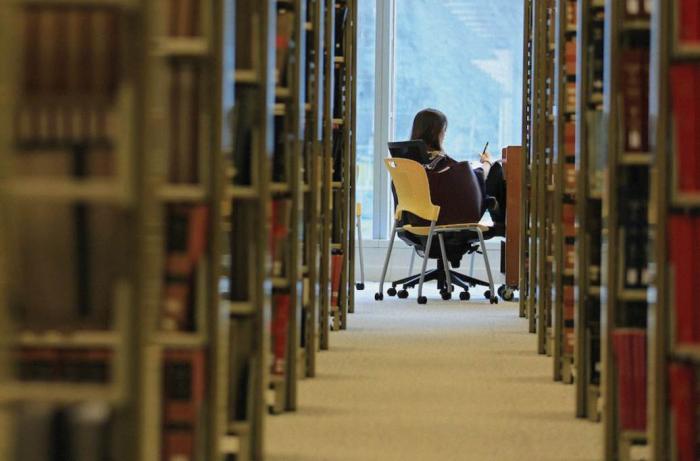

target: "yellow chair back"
[384,158,440,223]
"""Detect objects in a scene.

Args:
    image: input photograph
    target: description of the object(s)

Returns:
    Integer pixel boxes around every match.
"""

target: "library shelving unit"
[600,0,652,458]
[267,0,309,416]
[574,0,605,422]
[537,0,556,357]
[320,0,356,347]
[648,0,700,459]
[523,0,555,351]
[520,0,534,321]
[0,0,142,459]
[302,0,325,377]
[551,0,578,383]
[142,0,233,459]
[225,0,274,457]
[525,0,543,335]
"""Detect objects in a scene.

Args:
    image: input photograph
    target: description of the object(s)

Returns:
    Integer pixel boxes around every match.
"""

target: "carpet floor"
[266,283,602,461]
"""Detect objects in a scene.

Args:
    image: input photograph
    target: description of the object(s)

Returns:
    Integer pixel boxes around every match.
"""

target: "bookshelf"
[574,0,605,422]
[523,0,555,351]
[0,0,142,458]
[302,0,325,377]
[552,0,577,384]
[537,0,556,357]
[519,0,534,321]
[320,0,356,348]
[648,0,700,459]
[225,0,275,458]
[601,0,652,458]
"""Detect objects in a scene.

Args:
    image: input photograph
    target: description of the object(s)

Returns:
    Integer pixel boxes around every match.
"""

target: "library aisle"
[266,284,602,461]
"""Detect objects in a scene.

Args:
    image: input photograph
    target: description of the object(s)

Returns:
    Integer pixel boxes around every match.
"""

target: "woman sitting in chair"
[411,109,506,214]
[410,108,503,221]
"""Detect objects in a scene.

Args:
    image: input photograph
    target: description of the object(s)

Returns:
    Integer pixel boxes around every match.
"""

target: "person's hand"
[480,151,492,165]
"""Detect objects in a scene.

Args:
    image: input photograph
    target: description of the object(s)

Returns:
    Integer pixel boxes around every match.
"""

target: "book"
[270,199,292,277]
[669,214,696,343]
[669,64,700,192]
[161,205,209,332]
[619,330,647,431]
[163,349,205,424]
[276,6,295,87]
[669,363,697,461]
[168,60,201,184]
[271,292,291,375]
[330,252,344,308]
[679,0,700,44]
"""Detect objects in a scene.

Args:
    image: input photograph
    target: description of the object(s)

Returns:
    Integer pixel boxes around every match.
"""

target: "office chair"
[374,158,497,305]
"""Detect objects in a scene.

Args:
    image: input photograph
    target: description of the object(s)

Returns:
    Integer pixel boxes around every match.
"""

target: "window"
[393,0,524,161]
[358,0,524,239]
[356,0,377,238]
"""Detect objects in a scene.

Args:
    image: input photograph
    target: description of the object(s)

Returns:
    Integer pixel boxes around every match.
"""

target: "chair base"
[389,260,491,296]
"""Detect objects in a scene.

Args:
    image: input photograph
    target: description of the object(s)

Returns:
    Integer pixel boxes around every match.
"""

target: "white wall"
[354,238,505,285]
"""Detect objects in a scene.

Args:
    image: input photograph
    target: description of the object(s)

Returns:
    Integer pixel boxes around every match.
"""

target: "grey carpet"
[266,283,602,461]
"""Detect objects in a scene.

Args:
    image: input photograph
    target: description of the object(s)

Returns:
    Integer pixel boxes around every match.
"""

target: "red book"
[679,0,700,44]
[670,215,695,343]
[330,253,344,308]
[162,349,205,424]
[670,64,699,192]
[271,293,291,375]
[612,331,635,430]
[669,364,696,461]
[621,49,644,152]
[630,331,647,430]
[186,206,209,263]
[162,429,194,461]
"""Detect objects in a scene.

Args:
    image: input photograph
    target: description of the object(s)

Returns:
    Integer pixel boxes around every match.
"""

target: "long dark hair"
[410,108,448,151]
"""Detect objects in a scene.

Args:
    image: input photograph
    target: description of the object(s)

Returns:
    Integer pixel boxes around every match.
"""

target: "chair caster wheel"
[356,283,365,290]
[417,296,428,305]
[398,289,409,299]
[502,287,515,301]
[387,287,397,297]
[374,292,383,301]
[490,297,499,305]
[459,291,470,301]
[440,290,452,300]
[484,290,492,300]
[498,285,505,297]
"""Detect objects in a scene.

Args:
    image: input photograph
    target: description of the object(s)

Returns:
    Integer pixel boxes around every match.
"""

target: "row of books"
[669,214,700,344]
[15,402,113,461]
[619,167,649,290]
[16,347,111,383]
[14,202,127,331]
[22,6,121,98]
[167,60,202,184]
[161,204,209,332]
[679,0,700,43]
[162,349,205,461]
[611,329,647,431]
[166,0,200,37]
[623,0,650,19]
[565,0,577,31]
[670,63,700,192]
[620,48,650,153]
[668,362,700,461]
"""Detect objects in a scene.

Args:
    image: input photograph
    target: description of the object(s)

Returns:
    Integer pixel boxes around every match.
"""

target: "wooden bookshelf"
[320,0,356,347]
[601,0,652,458]
[519,0,534,320]
[648,0,700,459]
[574,0,605,422]
[552,0,578,384]
[0,0,142,458]
[303,0,325,377]
[225,0,275,458]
